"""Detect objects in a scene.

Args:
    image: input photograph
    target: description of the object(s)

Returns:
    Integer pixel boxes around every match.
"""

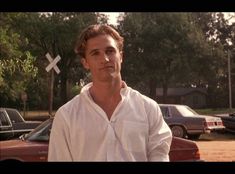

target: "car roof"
[0,108,18,111]
[159,104,188,107]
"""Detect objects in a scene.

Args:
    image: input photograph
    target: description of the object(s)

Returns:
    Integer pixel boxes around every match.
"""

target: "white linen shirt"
[48,82,172,161]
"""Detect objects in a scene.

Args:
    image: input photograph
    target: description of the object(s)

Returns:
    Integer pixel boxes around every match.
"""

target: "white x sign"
[45,53,61,74]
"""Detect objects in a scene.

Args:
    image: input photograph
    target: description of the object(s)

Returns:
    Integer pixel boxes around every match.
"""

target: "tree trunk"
[162,82,168,104]
[149,77,157,100]
[60,68,67,105]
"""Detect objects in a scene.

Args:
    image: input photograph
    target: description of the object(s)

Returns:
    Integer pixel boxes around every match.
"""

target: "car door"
[0,110,14,140]
[160,106,171,123]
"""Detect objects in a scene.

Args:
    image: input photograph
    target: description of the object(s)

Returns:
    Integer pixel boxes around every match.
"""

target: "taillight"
[204,121,224,127]
[217,122,224,126]
[194,149,201,160]
[204,121,214,127]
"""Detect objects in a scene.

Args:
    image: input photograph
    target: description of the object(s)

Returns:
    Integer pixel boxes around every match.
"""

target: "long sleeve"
[147,103,172,161]
[48,109,73,161]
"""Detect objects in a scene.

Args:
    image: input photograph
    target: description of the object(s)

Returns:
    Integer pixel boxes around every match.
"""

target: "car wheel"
[171,125,185,138]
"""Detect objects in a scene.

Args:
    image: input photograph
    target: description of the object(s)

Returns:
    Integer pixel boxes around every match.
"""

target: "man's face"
[81,34,123,83]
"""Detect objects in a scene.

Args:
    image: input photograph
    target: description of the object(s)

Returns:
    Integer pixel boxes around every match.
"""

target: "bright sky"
[223,12,235,24]
[101,12,235,25]
[100,12,121,25]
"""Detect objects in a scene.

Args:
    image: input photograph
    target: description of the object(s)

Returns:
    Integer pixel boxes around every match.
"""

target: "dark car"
[213,112,235,133]
[159,104,225,139]
[0,118,201,162]
[0,108,42,140]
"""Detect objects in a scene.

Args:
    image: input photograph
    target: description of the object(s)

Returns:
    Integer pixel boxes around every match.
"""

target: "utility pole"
[228,50,232,111]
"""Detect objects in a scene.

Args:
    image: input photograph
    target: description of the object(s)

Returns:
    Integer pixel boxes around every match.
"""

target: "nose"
[101,53,110,62]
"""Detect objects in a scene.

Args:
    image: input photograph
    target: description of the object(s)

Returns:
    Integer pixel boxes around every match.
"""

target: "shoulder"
[127,87,158,107]
[54,94,83,122]
[61,95,81,111]
[54,83,92,123]
[126,87,162,124]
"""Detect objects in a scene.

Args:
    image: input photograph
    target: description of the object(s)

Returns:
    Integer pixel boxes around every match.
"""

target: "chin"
[99,75,117,82]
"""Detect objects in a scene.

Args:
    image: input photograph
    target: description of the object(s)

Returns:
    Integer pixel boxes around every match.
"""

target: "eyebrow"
[106,46,116,50]
[88,49,99,55]
[88,46,116,55]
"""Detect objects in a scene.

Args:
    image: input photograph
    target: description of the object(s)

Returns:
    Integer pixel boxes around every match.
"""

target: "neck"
[89,78,124,119]
[90,77,123,101]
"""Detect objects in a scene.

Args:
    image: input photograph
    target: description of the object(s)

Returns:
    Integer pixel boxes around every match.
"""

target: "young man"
[48,24,172,161]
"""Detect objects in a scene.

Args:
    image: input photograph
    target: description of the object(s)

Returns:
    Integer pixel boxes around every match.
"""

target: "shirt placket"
[107,121,116,161]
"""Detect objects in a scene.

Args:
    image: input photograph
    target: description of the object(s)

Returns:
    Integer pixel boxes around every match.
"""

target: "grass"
[195,108,235,115]
[20,110,56,121]
[20,108,235,121]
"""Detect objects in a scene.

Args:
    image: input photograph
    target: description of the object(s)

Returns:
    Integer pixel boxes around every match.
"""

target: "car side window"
[6,109,24,123]
[0,111,11,126]
[170,107,181,117]
[160,107,170,118]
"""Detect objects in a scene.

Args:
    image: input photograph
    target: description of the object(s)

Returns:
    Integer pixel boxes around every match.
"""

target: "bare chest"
[98,98,121,120]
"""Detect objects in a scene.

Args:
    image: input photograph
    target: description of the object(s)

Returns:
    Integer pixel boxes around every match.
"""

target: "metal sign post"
[45,53,61,115]
[21,92,27,118]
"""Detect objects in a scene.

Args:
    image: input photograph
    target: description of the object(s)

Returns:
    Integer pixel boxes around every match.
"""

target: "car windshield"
[176,105,198,116]
[24,118,53,142]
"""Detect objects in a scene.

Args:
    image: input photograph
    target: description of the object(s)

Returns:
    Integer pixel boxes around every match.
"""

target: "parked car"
[0,118,201,162]
[0,108,42,140]
[213,112,235,133]
[159,104,225,139]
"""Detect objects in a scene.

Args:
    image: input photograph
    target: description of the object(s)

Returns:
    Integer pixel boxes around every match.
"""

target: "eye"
[106,48,115,55]
[91,51,100,56]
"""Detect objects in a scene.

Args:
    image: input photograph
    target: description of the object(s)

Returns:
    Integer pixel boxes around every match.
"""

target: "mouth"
[100,66,114,70]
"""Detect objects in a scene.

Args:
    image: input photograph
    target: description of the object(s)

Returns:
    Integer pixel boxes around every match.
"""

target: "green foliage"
[191,12,235,107]
[118,13,215,98]
[0,14,38,106]
[118,12,233,107]
[70,83,82,99]
[1,12,234,109]
[8,12,102,107]
[0,51,38,105]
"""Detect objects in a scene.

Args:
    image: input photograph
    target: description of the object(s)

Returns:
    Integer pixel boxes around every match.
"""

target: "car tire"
[171,125,186,138]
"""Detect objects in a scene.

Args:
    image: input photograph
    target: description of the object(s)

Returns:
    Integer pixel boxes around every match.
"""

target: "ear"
[120,51,123,63]
[81,58,90,70]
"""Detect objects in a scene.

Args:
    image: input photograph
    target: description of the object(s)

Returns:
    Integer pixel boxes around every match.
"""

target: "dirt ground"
[195,132,235,162]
